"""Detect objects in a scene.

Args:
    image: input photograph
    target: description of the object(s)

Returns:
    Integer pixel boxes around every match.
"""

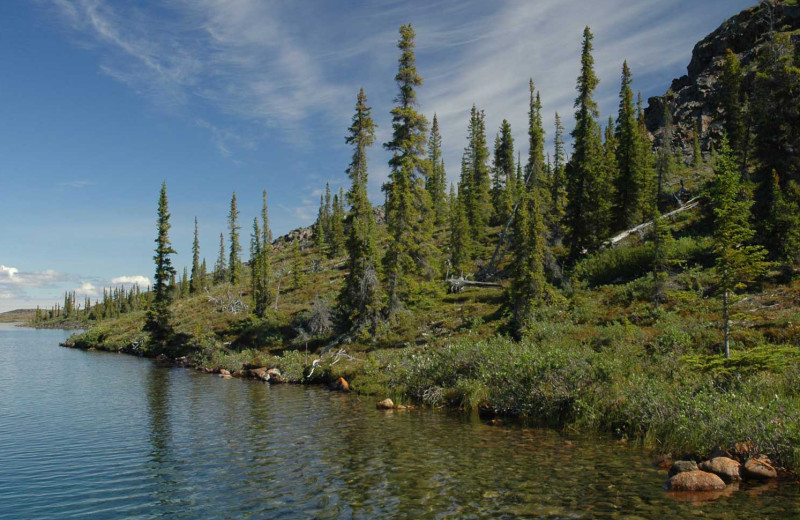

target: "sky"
[0,0,755,312]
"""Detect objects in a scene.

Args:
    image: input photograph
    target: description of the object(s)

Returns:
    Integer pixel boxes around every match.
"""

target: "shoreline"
[59,333,800,488]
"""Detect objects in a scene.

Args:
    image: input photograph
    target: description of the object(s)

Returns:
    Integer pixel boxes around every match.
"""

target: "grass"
[58,166,800,474]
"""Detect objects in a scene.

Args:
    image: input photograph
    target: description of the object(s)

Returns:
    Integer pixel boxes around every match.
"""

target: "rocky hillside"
[645,1,800,158]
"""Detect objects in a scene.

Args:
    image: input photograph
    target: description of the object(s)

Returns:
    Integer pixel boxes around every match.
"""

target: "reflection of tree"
[146,364,177,505]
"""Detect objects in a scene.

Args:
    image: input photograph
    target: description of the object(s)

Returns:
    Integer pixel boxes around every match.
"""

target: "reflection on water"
[0,327,798,519]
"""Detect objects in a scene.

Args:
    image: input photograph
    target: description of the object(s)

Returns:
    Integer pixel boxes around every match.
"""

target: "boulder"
[668,460,698,478]
[219,369,231,376]
[698,457,741,483]
[742,458,777,481]
[666,470,727,492]
[250,367,268,381]
[330,377,350,392]
[376,398,394,410]
[266,368,283,383]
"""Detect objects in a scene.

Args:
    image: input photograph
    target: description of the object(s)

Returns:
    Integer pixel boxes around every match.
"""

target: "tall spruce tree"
[492,119,515,226]
[382,23,434,312]
[190,216,201,293]
[314,194,328,252]
[550,112,567,242]
[328,189,346,258]
[261,190,272,245]
[752,33,800,257]
[449,188,472,277]
[614,61,645,229]
[460,104,491,238]
[145,182,176,343]
[510,146,547,335]
[228,192,242,285]
[566,27,613,261]
[427,113,448,226]
[339,88,382,332]
[711,138,767,358]
[214,232,226,283]
[719,49,746,159]
[527,80,547,209]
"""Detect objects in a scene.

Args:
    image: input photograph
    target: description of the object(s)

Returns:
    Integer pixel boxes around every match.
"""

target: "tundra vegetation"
[46,4,800,474]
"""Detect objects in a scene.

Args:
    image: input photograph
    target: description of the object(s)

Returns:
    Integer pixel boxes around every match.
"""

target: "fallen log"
[607,197,702,247]
[447,277,503,294]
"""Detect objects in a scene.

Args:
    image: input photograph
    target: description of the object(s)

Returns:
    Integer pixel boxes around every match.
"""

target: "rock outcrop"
[646,2,800,159]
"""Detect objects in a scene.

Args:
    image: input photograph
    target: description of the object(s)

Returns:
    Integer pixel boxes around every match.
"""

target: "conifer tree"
[314,194,328,252]
[712,138,767,358]
[461,104,492,237]
[200,258,207,289]
[261,189,272,246]
[449,189,472,277]
[492,119,515,225]
[146,182,177,343]
[339,88,382,331]
[767,171,800,265]
[250,216,264,316]
[566,27,613,261]
[323,183,333,245]
[550,112,567,242]
[719,49,746,158]
[526,80,547,207]
[214,232,226,283]
[190,216,201,294]
[614,61,645,229]
[427,114,448,226]
[509,153,547,335]
[655,100,675,211]
[751,33,800,255]
[651,205,675,307]
[382,24,434,311]
[228,192,242,285]
[181,266,189,297]
[328,189,346,258]
[291,238,306,290]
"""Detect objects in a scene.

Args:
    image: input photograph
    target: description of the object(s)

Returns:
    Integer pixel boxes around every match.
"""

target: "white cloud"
[74,281,99,298]
[111,275,151,287]
[0,265,19,281]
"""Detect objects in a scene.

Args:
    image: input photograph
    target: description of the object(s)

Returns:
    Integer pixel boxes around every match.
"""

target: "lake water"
[0,324,797,519]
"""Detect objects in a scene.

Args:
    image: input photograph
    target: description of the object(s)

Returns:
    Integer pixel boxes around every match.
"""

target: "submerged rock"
[666,470,727,492]
[330,377,350,392]
[742,458,777,481]
[698,457,742,483]
[376,398,394,410]
[250,367,268,381]
[668,460,698,478]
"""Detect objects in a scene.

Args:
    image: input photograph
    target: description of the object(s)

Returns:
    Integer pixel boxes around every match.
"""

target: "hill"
[0,309,35,323]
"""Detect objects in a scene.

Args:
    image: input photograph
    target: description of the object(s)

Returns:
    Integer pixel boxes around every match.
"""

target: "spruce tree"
[181,266,189,297]
[214,232,226,283]
[566,27,613,260]
[190,216,201,294]
[719,49,746,159]
[527,80,547,209]
[228,192,242,285]
[146,182,177,343]
[427,114,448,226]
[449,189,472,277]
[323,183,333,245]
[339,88,382,332]
[712,138,767,358]
[614,61,644,229]
[328,189,346,258]
[509,154,547,335]
[550,112,567,242]
[260,190,272,245]
[250,216,264,316]
[461,105,492,238]
[314,194,328,252]
[382,24,434,312]
[767,171,800,265]
[492,119,515,226]
[752,33,800,256]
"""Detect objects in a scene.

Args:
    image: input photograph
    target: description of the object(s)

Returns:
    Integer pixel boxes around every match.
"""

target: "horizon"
[0,0,754,312]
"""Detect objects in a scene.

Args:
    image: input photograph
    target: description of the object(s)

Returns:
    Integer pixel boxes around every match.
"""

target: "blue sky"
[0,0,754,312]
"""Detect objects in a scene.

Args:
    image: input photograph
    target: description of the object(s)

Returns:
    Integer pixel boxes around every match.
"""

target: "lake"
[0,324,797,519]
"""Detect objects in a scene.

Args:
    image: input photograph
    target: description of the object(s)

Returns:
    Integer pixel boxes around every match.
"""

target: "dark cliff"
[645,1,800,158]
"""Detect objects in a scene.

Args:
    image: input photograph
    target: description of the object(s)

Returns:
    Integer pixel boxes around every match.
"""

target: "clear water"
[0,324,797,519]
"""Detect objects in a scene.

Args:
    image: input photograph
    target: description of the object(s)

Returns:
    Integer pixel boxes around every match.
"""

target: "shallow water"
[0,324,797,519]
